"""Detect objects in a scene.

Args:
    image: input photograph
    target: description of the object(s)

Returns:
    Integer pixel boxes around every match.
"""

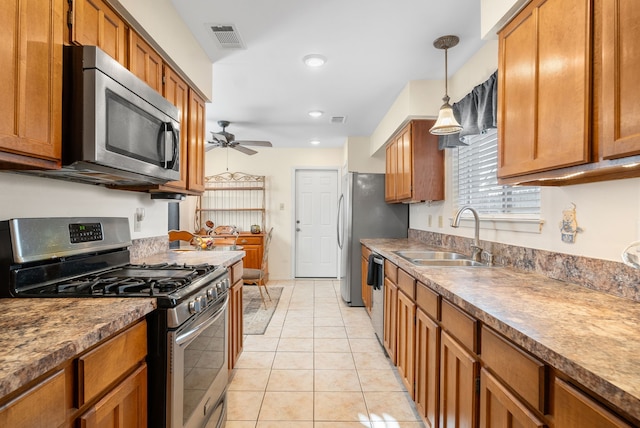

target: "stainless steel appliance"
[28,46,180,186]
[368,253,385,346]
[0,217,229,428]
[337,172,408,306]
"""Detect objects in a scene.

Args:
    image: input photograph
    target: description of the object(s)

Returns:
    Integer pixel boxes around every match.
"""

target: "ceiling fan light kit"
[430,35,463,136]
[207,120,273,155]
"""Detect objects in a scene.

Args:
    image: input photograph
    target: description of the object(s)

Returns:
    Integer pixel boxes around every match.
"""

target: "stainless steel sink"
[393,250,492,267]
[394,250,468,260]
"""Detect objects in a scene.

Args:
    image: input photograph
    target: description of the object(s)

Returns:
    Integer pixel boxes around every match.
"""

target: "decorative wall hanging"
[559,203,583,243]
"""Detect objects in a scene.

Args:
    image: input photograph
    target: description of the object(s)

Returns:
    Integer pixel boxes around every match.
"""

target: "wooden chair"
[243,227,273,307]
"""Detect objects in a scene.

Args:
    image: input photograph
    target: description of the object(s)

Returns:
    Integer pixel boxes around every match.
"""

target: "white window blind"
[452,129,540,215]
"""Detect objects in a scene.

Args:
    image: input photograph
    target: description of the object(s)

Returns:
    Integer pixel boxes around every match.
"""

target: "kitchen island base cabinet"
[229,260,244,370]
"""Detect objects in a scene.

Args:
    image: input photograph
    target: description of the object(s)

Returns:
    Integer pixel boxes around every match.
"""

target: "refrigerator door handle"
[337,193,344,249]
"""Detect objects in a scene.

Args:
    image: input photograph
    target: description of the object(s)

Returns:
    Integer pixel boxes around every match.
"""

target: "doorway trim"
[290,166,342,279]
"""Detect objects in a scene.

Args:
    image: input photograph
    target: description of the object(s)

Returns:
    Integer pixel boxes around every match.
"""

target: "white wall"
[345,136,385,173]
[481,0,529,39]
[0,172,169,239]
[180,147,343,279]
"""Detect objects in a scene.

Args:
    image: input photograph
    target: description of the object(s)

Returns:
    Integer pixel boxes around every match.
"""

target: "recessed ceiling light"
[308,110,323,118]
[310,140,321,145]
[303,54,326,67]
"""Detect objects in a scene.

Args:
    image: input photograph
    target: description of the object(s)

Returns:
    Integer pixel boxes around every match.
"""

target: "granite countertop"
[362,238,640,422]
[0,249,243,401]
[0,298,156,398]
[131,248,245,266]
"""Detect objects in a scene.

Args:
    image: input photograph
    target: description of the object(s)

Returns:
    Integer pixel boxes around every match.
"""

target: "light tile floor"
[225,279,426,428]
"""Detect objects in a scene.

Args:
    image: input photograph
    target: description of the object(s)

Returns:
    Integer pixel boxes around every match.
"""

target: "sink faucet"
[451,205,483,262]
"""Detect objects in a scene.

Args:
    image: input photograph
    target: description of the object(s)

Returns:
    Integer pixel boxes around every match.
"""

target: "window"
[452,129,540,216]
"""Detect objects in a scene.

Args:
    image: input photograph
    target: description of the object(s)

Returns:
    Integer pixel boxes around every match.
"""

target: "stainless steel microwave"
[32,45,181,187]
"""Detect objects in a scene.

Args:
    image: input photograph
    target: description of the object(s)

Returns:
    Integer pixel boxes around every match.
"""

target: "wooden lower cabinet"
[553,378,631,428]
[383,276,398,363]
[480,369,545,428]
[415,307,440,428]
[79,364,147,428]
[440,331,479,428]
[397,289,415,397]
[361,246,372,314]
[0,320,147,428]
[228,260,244,370]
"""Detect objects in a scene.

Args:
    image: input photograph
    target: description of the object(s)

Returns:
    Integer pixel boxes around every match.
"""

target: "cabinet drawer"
[384,259,398,283]
[441,300,478,353]
[0,369,68,428]
[397,269,415,299]
[236,236,262,245]
[230,260,244,283]
[481,326,546,413]
[416,281,439,320]
[78,321,147,406]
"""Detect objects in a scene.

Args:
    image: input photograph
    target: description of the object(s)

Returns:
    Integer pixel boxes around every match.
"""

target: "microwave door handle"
[165,122,179,170]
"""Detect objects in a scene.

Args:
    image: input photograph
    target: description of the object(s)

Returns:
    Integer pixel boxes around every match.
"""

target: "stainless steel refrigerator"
[338,172,409,306]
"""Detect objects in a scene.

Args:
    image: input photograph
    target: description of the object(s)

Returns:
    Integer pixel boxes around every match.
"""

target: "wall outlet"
[438,216,443,228]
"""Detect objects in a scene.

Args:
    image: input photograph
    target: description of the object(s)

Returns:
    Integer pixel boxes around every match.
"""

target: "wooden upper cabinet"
[601,0,640,159]
[497,0,591,178]
[162,66,189,190]
[70,0,127,67]
[384,119,444,203]
[0,0,63,169]
[188,90,206,193]
[129,31,163,94]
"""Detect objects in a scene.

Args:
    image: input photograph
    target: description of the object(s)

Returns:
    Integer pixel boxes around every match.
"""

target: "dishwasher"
[367,253,385,348]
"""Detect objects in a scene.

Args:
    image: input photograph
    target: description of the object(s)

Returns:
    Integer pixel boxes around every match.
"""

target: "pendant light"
[429,35,463,135]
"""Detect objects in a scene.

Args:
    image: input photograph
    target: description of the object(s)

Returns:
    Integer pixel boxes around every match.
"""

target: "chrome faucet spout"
[451,205,482,262]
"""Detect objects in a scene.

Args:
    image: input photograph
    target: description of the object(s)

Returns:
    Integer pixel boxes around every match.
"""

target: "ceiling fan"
[206,120,273,155]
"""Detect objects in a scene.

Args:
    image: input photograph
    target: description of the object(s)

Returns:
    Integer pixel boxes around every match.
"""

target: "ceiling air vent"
[331,116,347,124]
[208,24,245,49]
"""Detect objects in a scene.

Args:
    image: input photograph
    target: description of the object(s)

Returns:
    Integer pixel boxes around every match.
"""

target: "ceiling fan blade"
[210,132,228,143]
[235,140,272,147]
[231,145,258,155]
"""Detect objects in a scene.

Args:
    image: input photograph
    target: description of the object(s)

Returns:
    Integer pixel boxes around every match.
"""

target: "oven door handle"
[176,296,228,347]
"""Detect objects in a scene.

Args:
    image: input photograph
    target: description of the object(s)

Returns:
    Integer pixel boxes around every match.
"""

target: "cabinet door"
[128,31,163,94]
[415,308,440,428]
[498,0,591,178]
[162,66,189,190]
[79,363,147,428]
[70,0,127,66]
[602,1,640,159]
[397,126,412,200]
[553,378,631,428]
[229,271,243,370]
[242,244,261,269]
[479,369,546,428]
[440,331,479,428]
[397,289,415,397]
[188,90,206,192]
[0,0,62,168]
[385,140,398,202]
[361,255,371,313]
[383,277,398,363]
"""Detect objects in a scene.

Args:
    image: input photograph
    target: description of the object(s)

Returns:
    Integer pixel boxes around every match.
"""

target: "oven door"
[167,294,229,428]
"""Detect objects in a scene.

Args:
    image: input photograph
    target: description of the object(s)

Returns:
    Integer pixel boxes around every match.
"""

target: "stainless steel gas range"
[0,217,229,428]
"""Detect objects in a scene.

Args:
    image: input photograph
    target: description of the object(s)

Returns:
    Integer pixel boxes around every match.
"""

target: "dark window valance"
[438,70,498,150]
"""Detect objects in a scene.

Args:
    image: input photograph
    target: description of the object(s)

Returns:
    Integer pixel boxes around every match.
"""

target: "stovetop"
[23,262,218,298]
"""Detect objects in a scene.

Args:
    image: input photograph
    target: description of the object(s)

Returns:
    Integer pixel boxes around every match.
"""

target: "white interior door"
[294,169,338,277]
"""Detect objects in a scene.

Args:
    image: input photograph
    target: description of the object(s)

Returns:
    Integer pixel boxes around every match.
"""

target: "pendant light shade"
[430,35,463,135]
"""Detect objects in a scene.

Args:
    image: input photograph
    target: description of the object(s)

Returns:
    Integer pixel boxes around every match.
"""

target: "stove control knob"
[188,299,199,314]
[207,288,216,301]
[199,295,207,308]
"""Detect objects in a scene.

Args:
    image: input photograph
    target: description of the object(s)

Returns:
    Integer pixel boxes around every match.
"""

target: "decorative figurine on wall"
[559,203,583,243]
